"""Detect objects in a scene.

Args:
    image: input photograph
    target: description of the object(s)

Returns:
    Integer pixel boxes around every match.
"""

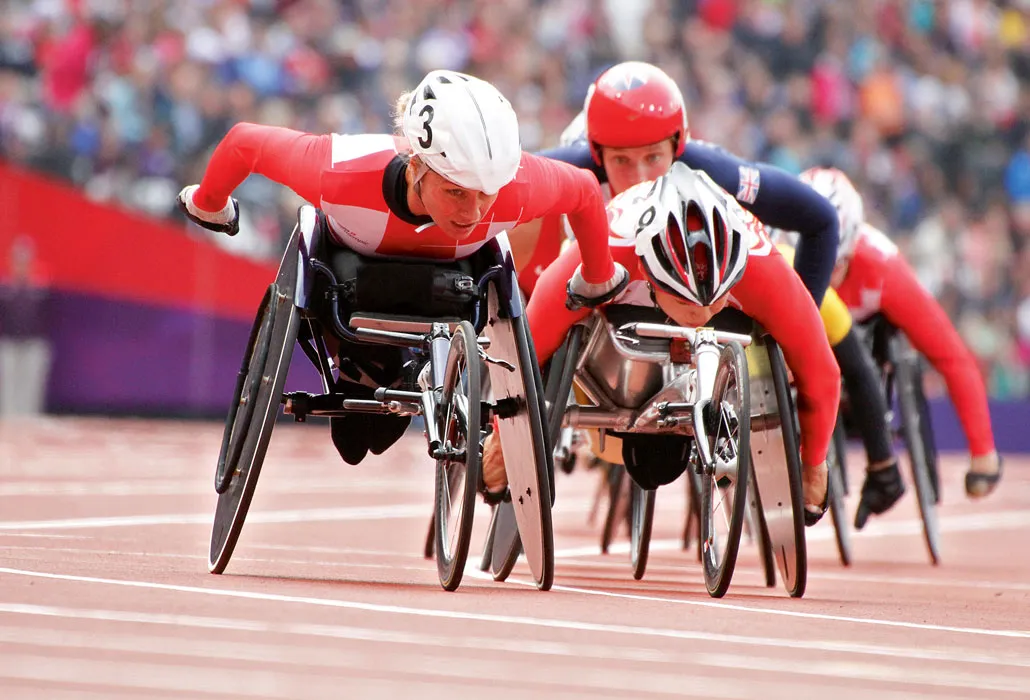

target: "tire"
[826,423,852,567]
[700,342,751,598]
[490,501,522,582]
[629,482,656,581]
[600,463,626,555]
[209,283,300,573]
[748,468,777,588]
[891,337,942,565]
[434,321,483,591]
[767,339,808,598]
[492,306,555,591]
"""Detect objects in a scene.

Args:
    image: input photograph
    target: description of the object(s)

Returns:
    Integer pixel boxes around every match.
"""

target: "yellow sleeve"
[819,287,852,346]
[775,243,852,346]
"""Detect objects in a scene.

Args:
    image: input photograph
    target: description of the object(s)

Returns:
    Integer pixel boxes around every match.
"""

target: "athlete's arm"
[192,123,332,212]
[736,251,841,466]
[517,152,615,284]
[879,254,996,455]
[681,142,838,305]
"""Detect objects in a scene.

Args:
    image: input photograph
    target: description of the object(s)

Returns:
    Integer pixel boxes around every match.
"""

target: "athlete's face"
[416,167,499,240]
[646,271,730,327]
[600,140,676,196]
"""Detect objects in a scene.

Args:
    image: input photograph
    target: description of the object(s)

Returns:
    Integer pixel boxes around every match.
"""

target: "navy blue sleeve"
[681,142,838,305]
[536,143,609,184]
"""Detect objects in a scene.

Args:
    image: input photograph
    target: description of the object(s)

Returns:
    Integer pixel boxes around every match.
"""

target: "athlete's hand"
[565,263,630,310]
[176,185,240,237]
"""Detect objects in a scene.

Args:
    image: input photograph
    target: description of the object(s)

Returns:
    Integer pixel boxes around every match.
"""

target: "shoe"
[965,453,1003,499]
[330,415,370,465]
[804,492,828,527]
[854,461,905,530]
[803,462,829,527]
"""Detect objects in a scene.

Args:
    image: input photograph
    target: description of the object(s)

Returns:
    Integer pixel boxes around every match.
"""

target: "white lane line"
[0,503,429,530]
[0,607,1027,694]
[0,478,430,497]
[463,567,1030,639]
[2,566,1029,642]
[553,509,1030,560]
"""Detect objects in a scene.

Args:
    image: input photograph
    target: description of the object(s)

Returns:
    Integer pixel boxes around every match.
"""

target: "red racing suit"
[191,123,615,282]
[527,212,841,467]
[835,224,996,456]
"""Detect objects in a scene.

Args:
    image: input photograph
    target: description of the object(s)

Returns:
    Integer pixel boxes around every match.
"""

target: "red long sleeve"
[193,123,333,212]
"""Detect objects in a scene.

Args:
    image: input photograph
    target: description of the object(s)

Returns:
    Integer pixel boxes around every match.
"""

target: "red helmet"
[584,61,689,165]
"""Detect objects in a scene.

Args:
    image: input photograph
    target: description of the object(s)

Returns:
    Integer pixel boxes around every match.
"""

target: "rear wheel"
[892,337,942,565]
[629,482,656,581]
[700,342,751,598]
[209,283,300,573]
[826,421,852,567]
[434,321,483,591]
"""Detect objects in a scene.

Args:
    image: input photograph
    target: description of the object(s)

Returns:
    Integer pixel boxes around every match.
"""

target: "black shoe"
[330,415,370,465]
[804,490,829,527]
[854,462,905,530]
[367,415,411,455]
[965,455,1003,499]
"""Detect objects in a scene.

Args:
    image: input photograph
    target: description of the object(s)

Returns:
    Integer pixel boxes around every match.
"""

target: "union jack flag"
[736,165,760,204]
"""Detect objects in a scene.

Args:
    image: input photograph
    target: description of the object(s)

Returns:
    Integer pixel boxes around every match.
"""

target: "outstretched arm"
[516,153,614,284]
[682,143,838,305]
[192,123,333,212]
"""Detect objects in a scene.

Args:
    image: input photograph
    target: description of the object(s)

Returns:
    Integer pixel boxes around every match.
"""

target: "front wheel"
[434,321,483,591]
[700,341,751,598]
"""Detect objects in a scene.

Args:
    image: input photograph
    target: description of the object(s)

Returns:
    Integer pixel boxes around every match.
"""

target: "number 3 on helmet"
[584,61,689,165]
[402,70,523,196]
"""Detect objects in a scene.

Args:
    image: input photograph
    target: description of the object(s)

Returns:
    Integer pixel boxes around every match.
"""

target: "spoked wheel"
[826,419,852,566]
[699,341,751,598]
[629,481,656,580]
[433,321,483,591]
[891,337,942,565]
[209,282,300,573]
[826,420,852,566]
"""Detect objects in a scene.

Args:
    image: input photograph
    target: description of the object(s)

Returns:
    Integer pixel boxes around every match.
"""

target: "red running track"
[0,417,1028,699]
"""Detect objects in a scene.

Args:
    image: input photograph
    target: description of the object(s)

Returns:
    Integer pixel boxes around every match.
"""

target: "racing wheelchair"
[208,205,556,591]
[484,304,809,598]
[841,314,941,564]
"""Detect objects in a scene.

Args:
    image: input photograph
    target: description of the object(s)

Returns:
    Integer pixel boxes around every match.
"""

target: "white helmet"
[624,162,750,306]
[799,167,865,260]
[402,70,522,196]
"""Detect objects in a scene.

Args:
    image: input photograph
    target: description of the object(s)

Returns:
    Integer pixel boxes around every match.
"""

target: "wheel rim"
[440,351,472,561]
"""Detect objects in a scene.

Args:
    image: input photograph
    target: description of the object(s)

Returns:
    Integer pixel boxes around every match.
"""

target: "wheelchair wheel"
[434,321,482,591]
[488,500,522,581]
[747,467,777,588]
[482,284,554,591]
[209,282,300,574]
[600,463,626,555]
[891,337,942,565]
[833,419,850,496]
[826,421,852,567]
[629,482,656,581]
[914,362,940,504]
[700,341,751,598]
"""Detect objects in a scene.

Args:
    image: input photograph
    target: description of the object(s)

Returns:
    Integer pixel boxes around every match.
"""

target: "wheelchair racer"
[176,69,628,468]
[514,61,839,307]
[799,167,1003,522]
[486,163,842,525]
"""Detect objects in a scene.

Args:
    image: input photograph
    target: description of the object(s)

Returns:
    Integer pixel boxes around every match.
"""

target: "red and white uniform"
[528,210,841,467]
[836,224,996,456]
[191,123,616,282]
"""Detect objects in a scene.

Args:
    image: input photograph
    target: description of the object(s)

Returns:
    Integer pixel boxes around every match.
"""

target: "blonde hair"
[394,90,413,135]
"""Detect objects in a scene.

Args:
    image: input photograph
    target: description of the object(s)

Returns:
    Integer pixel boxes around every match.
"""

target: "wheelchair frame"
[208,205,556,590]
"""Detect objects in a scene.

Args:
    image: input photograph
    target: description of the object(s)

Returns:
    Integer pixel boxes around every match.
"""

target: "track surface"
[1,417,1028,699]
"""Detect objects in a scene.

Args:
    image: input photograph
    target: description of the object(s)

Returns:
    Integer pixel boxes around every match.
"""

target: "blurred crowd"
[2,0,1030,397]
